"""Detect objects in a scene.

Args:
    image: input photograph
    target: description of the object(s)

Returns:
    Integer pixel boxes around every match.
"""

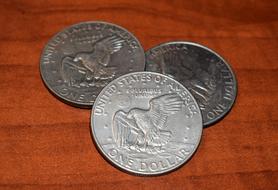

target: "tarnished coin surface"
[91,72,202,175]
[40,21,145,107]
[145,42,237,126]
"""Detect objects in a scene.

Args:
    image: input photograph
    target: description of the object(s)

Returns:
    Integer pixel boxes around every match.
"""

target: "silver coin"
[145,42,237,126]
[91,72,202,175]
[40,21,145,107]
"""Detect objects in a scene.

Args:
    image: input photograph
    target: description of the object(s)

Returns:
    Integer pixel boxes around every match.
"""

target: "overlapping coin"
[91,72,203,175]
[145,42,237,126]
[40,21,145,107]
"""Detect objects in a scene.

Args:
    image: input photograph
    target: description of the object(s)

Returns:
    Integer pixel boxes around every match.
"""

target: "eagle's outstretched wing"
[149,94,183,129]
[92,35,125,66]
[94,35,125,54]
[113,111,139,148]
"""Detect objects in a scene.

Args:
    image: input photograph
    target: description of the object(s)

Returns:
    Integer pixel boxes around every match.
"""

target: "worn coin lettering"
[40,21,145,107]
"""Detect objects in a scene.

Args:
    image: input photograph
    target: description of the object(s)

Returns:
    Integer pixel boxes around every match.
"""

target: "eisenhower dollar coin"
[91,72,203,175]
[40,21,145,107]
[145,42,237,126]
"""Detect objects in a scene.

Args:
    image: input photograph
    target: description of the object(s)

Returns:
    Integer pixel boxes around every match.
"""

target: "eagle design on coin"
[113,94,183,154]
[61,35,125,87]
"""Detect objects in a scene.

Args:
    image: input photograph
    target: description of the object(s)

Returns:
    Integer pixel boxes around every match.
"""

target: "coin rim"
[91,71,203,175]
[39,21,146,108]
[145,41,238,126]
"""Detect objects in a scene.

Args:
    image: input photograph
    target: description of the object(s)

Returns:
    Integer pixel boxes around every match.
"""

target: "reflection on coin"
[145,42,237,126]
[40,21,145,107]
[91,72,202,175]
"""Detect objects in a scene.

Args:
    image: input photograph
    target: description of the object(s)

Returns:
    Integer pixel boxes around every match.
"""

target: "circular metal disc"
[145,42,237,126]
[91,72,202,175]
[40,21,145,108]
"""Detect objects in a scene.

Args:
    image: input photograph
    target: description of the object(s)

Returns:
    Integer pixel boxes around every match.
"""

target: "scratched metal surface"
[145,42,237,126]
